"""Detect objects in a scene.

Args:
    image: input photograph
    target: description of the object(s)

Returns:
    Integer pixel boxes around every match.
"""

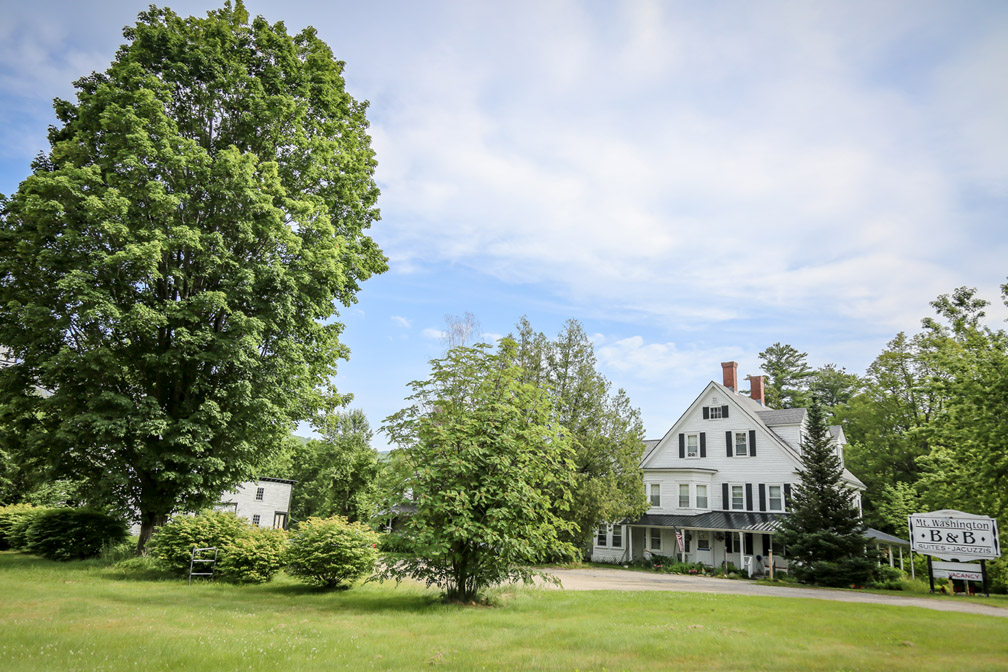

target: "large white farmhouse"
[215,477,294,530]
[592,361,865,573]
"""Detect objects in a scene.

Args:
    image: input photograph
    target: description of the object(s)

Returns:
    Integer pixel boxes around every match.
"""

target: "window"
[697,530,710,551]
[650,483,661,507]
[731,484,744,510]
[686,434,699,458]
[597,524,607,547]
[768,485,783,511]
[650,527,661,551]
[612,525,622,548]
[735,432,748,457]
[255,487,265,501]
[696,484,708,509]
[252,514,261,526]
[679,484,690,508]
[708,406,722,419]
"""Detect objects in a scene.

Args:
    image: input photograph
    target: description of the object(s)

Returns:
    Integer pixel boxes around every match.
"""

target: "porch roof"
[631,511,783,533]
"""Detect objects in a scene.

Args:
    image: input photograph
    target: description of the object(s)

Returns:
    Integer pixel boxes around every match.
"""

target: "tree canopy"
[379,340,577,601]
[510,317,649,557]
[0,2,386,550]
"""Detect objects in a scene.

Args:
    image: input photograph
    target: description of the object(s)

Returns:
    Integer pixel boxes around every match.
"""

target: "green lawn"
[1,552,1006,671]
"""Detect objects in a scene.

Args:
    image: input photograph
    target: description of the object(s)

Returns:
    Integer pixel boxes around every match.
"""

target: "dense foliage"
[510,318,649,557]
[290,410,380,522]
[380,339,578,601]
[22,508,128,561]
[0,503,40,550]
[147,510,251,576]
[0,1,386,552]
[285,516,379,588]
[777,401,873,587]
[216,527,288,584]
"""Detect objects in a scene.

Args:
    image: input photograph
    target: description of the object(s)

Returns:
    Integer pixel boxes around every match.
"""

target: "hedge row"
[147,512,379,587]
[0,504,127,560]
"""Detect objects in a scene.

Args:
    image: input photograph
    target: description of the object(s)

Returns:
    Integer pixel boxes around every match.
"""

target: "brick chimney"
[721,361,738,392]
[749,375,766,406]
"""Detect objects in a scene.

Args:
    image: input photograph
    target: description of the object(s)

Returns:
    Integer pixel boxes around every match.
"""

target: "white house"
[593,361,865,573]
[215,477,294,530]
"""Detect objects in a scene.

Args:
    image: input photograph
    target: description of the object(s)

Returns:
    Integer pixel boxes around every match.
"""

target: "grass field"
[1,552,1007,671]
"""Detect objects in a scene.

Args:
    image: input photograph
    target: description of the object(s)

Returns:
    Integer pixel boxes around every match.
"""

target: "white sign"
[932,561,984,582]
[908,510,1000,561]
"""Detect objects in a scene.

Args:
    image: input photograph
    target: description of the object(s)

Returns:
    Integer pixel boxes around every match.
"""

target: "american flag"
[675,530,684,553]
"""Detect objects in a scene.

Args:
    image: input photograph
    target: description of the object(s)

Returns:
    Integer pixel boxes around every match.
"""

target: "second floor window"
[255,487,265,501]
[650,483,661,507]
[696,484,708,509]
[768,485,783,511]
[679,484,690,508]
[735,432,749,457]
[731,484,744,510]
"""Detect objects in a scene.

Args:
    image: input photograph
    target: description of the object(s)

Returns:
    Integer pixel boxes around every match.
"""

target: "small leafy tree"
[146,510,251,576]
[285,516,379,588]
[217,527,287,584]
[777,400,873,586]
[380,339,578,601]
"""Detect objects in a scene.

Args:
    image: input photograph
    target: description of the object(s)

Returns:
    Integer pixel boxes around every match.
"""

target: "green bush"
[6,506,50,550]
[795,556,877,588]
[869,565,905,590]
[23,508,128,561]
[0,503,39,550]
[286,516,380,588]
[217,527,288,584]
[147,511,251,576]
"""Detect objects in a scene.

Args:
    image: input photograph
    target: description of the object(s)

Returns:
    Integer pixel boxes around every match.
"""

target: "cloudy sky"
[2,0,1007,449]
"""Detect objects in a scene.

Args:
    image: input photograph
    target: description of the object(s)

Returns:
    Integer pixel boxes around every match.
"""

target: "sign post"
[909,510,1001,597]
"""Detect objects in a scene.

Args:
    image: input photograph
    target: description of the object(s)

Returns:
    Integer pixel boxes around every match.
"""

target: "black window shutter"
[784,483,792,510]
[758,483,766,511]
[725,532,733,553]
[762,534,770,556]
[744,533,754,555]
[722,405,729,418]
[722,483,730,511]
[685,532,691,553]
[699,432,706,458]
[745,483,753,511]
[678,433,685,459]
[703,406,709,420]
[749,429,757,457]
[725,431,732,457]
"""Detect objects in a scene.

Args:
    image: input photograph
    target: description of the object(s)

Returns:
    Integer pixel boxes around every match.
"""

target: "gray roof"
[756,408,807,426]
[631,511,784,533]
[865,527,910,546]
[641,439,661,463]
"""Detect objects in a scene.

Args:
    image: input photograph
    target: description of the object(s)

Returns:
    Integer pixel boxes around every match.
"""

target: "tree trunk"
[136,511,168,555]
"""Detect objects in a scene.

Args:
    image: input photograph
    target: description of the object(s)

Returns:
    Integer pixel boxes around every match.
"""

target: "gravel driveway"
[544,567,1008,618]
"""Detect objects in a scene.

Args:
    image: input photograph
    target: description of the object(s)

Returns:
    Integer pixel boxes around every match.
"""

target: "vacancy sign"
[931,561,984,582]
[909,509,1001,561]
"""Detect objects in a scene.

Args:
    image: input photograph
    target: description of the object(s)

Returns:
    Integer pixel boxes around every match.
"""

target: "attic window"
[709,406,722,419]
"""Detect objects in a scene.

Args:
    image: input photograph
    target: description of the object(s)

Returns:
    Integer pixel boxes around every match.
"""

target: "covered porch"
[629,511,787,576]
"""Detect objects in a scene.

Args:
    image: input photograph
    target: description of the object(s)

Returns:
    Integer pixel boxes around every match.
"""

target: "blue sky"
[2,1,1007,451]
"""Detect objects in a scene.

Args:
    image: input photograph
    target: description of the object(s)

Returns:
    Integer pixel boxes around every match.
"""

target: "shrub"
[286,516,380,588]
[147,511,251,576]
[869,565,905,591]
[217,527,288,584]
[23,508,128,561]
[0,503,39,550]
[6,506,50,550]
[795,556,877,588]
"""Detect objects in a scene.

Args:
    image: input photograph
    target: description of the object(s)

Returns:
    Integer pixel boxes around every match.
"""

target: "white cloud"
[420,328,446,341]
[391,315,411,328]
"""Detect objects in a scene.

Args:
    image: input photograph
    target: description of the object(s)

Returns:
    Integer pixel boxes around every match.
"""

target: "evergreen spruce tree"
[778,400,874,587]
